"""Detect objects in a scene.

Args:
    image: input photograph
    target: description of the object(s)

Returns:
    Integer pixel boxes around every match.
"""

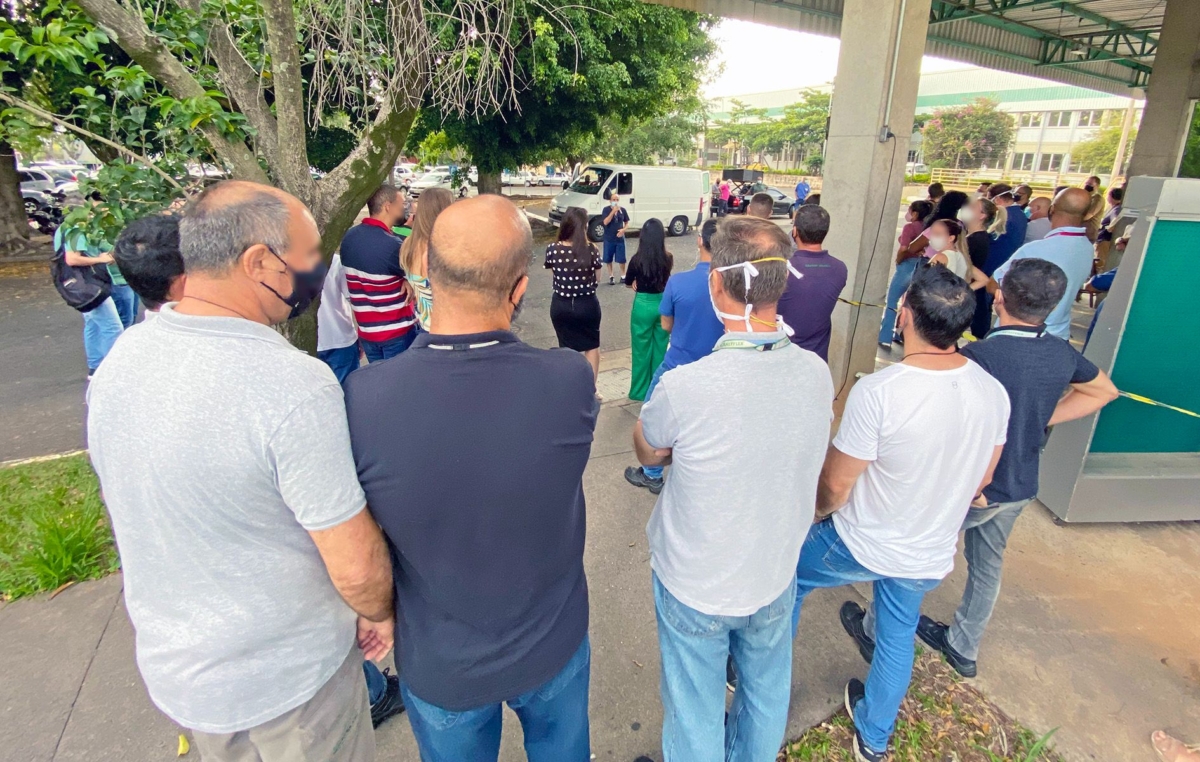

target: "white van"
[549,164,710,241]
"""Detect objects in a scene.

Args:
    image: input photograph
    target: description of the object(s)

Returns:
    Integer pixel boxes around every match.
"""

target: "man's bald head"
[1051,187,1092,223]
[428,194,531,308]
[180,180,307,275]
[1028,196,1051,220]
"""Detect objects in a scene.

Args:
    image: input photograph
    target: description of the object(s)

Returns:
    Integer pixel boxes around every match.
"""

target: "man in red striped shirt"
[340,185,417,362]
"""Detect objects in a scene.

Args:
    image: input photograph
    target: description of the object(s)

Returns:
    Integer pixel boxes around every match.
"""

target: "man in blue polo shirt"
[991,187,1094,342]
[601,191,629,285]
[624,218,725,494]
[345,195,597,762]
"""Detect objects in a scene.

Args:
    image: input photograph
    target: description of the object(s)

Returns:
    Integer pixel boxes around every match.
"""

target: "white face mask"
[708,258,802,334]
[928,235,950,251]
[957,207,976,224]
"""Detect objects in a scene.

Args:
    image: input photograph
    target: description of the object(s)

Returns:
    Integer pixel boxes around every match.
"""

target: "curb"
[1,449,87,469]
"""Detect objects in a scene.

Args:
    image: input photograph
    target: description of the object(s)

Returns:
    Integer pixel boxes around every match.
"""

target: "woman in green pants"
[623,218,673,401]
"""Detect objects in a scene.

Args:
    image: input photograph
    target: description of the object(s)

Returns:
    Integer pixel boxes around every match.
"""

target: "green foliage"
[0,454,118,601]
[415,0,715,173]
[806,154,824,176]
[1179,103,1200,179]
[709,89,829,168]
[306,125,358,173]
[922,97,1015,170]
[1070,125,1136,175]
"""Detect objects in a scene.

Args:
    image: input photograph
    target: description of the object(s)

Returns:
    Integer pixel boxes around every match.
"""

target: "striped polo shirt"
[338,218,416,344]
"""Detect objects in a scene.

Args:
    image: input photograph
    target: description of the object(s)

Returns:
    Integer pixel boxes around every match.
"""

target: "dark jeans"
[318,343,361,383]
[360,330,416,363]
[400,637,591,762]
[970,288,993,339]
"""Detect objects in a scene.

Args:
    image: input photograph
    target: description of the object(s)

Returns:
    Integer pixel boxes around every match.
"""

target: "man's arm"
[815,445,871,519]
[660,315,674,333]
[972,444,1005,507]
[1047,371,1119,426]
[633,420,672,467]
[308,509,393,621]
[603,206,617,224]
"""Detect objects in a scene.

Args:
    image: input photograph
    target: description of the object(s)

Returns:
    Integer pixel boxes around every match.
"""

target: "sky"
[703,19,966,99]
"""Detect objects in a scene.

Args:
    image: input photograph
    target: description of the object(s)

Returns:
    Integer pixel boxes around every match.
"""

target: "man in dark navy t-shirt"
[344,195,597,761]
[914,258,1116,679]
[777,205,848,361]
[601,191,629,285]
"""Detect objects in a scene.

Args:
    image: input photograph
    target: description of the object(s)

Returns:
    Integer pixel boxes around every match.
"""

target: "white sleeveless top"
[938,249,969,279]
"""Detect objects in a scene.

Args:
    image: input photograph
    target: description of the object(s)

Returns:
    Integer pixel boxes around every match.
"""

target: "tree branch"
[0,93,182,189]
[73,0,269,184]
[259,0,313,203]
[176,0,279,171]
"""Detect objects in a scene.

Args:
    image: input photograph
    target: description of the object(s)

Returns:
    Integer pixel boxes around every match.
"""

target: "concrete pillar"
[823,0,932,401]
[1126,0,1200,178]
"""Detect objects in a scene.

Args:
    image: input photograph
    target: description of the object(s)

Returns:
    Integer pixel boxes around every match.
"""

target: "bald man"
[344,195,598,762]
[87,181,394,760]
[990,187,1095,340]
[1024,197,1051,243]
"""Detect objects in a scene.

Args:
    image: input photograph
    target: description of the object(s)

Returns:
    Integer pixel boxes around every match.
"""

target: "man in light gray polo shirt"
[634,216,833,762]
[87,181,394,761]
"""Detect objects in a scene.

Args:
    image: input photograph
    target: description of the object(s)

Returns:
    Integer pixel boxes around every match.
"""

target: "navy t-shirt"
[961,325,1099,503]
[602,206,629,242]
[776,250,848,361]
[344,330,597,710]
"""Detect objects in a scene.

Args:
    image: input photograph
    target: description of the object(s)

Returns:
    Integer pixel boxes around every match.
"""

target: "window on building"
[1046,111,1071,127]
[1038,153,1064,172]
[1078,110,1106,128]
[1011,153,1036,171]
[1018,112,1043,128]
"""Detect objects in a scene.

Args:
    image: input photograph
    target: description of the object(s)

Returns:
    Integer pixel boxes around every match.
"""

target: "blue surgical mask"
[1024,206,1032,219]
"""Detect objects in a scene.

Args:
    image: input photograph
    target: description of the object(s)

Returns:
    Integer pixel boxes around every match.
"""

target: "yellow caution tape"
[177,734,190,756]
[838,297,885,309]
[1118,391,1200,419]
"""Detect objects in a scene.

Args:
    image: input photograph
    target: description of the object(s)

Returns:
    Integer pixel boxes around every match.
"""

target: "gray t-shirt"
[641,332,833,616]
[86,305,366,733]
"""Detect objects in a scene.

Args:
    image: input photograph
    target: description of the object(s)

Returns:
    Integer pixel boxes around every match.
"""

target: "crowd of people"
[70,170,1135,762]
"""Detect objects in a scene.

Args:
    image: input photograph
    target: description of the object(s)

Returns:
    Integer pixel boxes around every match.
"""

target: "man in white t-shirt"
[791,266,1009,762]
[317,252,362,383]
[635,217,833,762]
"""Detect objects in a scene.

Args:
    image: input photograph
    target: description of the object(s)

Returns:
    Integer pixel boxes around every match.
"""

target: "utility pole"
[1111,98,1138,181]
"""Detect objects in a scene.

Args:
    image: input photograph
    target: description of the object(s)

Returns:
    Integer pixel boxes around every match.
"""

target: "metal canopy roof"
[653,0,1165,96]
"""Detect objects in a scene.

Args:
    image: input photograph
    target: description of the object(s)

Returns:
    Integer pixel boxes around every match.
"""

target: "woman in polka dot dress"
[545,206,603,381]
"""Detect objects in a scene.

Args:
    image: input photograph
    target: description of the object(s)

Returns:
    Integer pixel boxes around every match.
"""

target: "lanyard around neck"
[986,326,1045,339]
[714,334,791,352]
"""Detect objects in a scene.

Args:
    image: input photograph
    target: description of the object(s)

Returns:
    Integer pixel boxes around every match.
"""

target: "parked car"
[529,171,570,188]
[18,167,57,194]
[409,171,453,198]
[751,186,795,217]
[39,164,86,189]
[550,163,709,241]
[906,161,929,175]
[502,170,532,186]
[22,188,51,215]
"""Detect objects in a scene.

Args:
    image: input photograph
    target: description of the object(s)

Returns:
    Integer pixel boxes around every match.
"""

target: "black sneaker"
[843,679,885,762]
[624,466,664,495]
[839,601,876,665]
[725,655,737,693]
[370,669,406,728]
[916,615,977,678]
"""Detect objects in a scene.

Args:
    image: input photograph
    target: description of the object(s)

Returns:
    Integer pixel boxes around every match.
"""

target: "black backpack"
[51,232,112,313]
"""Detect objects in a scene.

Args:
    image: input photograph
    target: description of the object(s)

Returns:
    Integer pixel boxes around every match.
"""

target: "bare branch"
[0,93,182,189]
[73,0,270,184]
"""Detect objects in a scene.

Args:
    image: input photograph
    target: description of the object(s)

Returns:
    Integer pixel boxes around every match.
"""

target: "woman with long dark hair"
[545,206,603,380]
[901,190,971,261]
[624,218,673,401]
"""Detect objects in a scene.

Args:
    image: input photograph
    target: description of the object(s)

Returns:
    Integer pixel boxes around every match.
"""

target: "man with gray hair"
[345,194,598,760]
[87,181,395,760]
[634,216,833,762]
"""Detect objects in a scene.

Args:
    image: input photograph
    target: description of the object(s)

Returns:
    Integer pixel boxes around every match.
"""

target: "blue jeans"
[360,330,416,363]
[109,283,139,329]
[364,660,386,704]
[793,519,940,755]
[318,343,361,383]
[401,637,591,762]
[878,257,919,344]
[641,362,670,480]
[82,296,124,373]
[654,572,795,762]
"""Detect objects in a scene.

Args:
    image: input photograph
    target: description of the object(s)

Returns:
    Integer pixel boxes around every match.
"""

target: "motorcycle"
[27,190,65,234]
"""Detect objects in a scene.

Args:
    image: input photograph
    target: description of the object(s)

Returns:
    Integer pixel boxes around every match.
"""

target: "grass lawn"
[781,649,1062,762]
[0,453,118,601]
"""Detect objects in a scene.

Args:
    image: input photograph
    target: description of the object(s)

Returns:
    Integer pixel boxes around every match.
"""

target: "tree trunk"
[0,141,33,255]
[477,170,502,195]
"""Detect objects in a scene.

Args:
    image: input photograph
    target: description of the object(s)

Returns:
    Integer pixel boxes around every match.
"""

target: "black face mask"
[509,276,525,320]
[1084,184,1095,193]
[261,248,327,320]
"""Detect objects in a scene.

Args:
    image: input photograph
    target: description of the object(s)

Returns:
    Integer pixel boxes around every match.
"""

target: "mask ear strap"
[785,261,803,281]
[777,315,795,336]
